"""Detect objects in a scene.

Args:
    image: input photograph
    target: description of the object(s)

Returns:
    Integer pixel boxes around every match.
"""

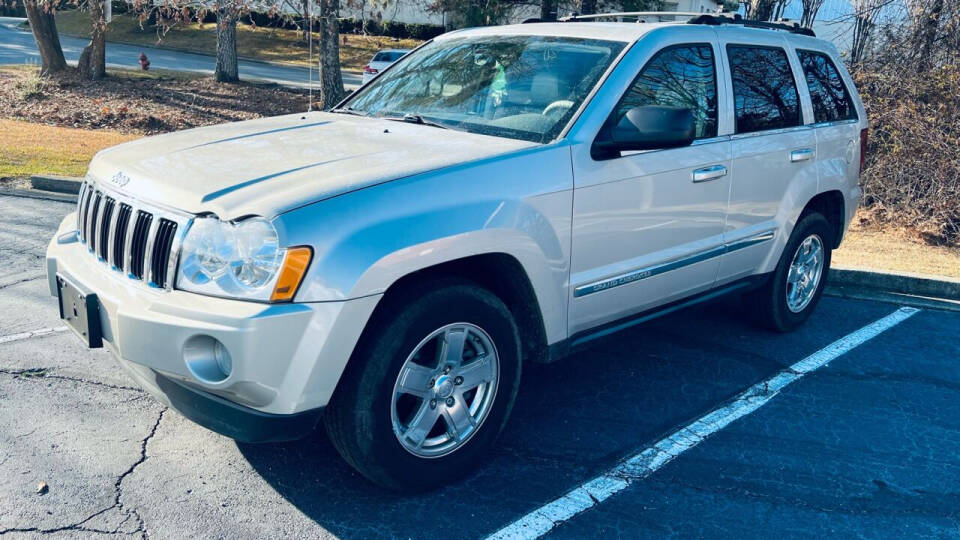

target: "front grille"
[75,180,189,290]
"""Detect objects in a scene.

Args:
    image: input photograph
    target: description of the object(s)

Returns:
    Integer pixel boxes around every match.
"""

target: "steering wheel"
[542,100,574,119]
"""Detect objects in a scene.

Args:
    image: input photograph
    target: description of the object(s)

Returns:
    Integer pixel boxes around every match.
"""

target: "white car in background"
[362,49,411,83]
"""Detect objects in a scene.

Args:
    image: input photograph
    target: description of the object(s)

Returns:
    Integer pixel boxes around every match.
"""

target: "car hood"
[87,111,537,220]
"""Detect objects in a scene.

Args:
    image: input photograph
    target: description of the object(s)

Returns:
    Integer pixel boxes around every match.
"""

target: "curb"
[0,188,77,204]
[31,175,83,195]
[829,267,960,301]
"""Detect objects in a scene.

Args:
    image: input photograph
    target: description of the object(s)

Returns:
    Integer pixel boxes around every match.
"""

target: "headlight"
[176,216,309,302]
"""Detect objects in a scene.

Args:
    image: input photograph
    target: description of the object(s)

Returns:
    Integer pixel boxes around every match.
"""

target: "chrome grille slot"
[150,219,178,288]
[88,192,103,253]
[97,197,115,261]
[112,203,133,268]
[130,211,153,280]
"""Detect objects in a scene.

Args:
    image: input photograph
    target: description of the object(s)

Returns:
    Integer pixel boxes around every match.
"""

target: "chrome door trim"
[573,230,776,298]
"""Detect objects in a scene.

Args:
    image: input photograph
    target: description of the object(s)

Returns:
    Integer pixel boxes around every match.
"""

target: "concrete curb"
[0,188,76,204]
[31,175,83,195]
[829,267,960,301]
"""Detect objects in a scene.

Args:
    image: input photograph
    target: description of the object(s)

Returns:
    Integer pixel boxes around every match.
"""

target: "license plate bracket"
[56,275,103,349]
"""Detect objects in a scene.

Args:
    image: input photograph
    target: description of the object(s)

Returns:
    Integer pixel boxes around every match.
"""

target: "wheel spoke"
[456,355,496,391]
[403,403,441,448]
[787,264,803,284]
[442,399,475,440]
[442,327,468,368]
[396,363,435,399]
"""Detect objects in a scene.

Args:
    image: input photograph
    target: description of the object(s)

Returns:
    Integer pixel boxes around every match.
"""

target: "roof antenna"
[307,0,314,113]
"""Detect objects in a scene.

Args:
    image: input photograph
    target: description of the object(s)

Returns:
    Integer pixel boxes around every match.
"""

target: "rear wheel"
[324,281,521,491]
[746,212,833,332]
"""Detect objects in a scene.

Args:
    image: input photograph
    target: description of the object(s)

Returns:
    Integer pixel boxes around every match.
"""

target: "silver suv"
[46,14,866,491]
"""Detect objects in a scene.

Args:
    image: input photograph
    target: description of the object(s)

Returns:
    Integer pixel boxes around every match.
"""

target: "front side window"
[343,35,626,143]
[615,44,718,139]
[798,50,857,124]
[728,45,801,134]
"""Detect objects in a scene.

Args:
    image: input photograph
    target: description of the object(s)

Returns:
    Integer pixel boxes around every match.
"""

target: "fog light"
[183,335,232,383]
[214,340,232,378]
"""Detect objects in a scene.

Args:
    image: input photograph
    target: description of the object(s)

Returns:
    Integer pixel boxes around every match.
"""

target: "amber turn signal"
[270,246,313,303]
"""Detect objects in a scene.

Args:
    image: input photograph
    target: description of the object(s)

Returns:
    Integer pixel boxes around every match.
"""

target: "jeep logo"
[109,172,131,188]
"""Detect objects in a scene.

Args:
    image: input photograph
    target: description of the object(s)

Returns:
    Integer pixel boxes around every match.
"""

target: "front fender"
[277,143,575,344]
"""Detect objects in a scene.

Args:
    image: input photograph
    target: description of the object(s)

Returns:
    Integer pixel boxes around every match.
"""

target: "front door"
[568,39,731,335]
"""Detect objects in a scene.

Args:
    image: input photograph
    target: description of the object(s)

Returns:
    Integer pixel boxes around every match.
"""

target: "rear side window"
[616,44,718,139]
[727,45,801,134]
[797,50,857,124]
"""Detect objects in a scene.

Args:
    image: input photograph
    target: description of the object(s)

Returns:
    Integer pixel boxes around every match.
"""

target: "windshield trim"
[335,33,637,145]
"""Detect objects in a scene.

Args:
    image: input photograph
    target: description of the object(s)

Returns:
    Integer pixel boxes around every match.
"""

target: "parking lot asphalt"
[1,192,958,539]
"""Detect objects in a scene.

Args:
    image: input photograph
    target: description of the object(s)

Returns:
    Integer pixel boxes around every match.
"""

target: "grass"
[834,218,960,279]
[54,10,422,72]
[0,118,137,178]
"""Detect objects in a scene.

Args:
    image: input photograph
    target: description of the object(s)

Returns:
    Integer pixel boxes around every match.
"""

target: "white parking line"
[487,306,920,540]
[0,326,69,345]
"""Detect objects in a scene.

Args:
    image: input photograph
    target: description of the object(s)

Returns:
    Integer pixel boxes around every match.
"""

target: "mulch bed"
[0,68,311,135]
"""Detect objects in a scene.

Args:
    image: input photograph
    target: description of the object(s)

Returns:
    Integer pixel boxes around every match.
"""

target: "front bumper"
[46,213,380,439]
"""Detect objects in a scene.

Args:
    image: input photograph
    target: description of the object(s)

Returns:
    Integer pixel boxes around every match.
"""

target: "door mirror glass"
[595,105,696,156]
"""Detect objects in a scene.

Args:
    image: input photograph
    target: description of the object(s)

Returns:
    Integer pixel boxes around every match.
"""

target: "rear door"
[567,30,732,335]
[715,35,819,284]
[796,48,862,220]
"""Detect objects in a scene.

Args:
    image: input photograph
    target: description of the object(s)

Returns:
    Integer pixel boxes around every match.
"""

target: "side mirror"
[593,105,696,158]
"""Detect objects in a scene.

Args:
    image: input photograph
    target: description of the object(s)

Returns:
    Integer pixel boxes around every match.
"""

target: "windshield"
[343,35,626,143]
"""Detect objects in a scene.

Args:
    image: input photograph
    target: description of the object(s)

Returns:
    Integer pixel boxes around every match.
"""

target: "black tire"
[746,212,834,332]
[324,279,522,492]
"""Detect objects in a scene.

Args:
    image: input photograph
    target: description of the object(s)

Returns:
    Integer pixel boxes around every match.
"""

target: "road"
[1,192,958,538]
[0,17,361,89]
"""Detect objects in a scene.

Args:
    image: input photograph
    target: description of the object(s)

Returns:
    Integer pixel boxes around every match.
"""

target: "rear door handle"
[692,165,727,183]
[790,148,816,162]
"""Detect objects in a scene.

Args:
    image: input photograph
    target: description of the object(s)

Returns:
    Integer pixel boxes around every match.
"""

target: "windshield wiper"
[330,107,370,117]
[381,113,451,130]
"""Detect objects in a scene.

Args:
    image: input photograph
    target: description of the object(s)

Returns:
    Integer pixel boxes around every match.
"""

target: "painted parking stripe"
[0,326,69,345]
[487,307,920,540]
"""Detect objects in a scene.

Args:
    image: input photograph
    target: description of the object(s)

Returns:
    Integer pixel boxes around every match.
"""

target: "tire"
[746,212,834,332]
[324,279,522,492]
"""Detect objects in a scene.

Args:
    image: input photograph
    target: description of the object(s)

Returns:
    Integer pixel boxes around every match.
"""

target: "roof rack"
[554,11,816,37]
[558,11,706,23]
[687,14,816,37]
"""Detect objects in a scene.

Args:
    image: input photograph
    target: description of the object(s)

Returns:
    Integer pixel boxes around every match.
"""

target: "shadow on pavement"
[237,296,896,538]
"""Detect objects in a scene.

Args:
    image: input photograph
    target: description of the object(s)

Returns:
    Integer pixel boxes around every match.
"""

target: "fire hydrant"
[138,52,150,71]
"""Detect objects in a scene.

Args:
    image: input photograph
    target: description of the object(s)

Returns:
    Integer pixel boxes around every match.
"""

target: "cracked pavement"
[2,192,959,539]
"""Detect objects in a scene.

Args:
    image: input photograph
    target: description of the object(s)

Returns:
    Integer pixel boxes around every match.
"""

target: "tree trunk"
[215,4,239,83]
[23,0,68,76]
[579,0,597,15]
[318,0,345,109]
[746,0,776,21]
[78,0,107,80]
[540,0,555,21]
[917,0,944,73]
[301,0,311,41]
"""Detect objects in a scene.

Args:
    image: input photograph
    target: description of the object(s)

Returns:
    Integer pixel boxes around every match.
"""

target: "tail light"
[859,127,869,176]
[363,65,378,74]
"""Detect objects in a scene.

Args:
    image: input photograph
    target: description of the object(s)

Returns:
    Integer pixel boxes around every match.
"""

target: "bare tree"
[799,0,824,27]
[215,1,240,82]
[744,0,776,21]
[77,0,107,79]
[21,0,68,75]
[850,0,885,64]
[317,0,346,108]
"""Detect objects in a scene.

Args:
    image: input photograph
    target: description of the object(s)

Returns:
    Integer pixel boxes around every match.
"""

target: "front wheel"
[324,281,521,491]
[746,212,833,332]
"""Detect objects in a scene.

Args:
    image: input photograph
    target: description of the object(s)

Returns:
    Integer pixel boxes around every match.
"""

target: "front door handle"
[790,148,816,162]
[692,165,727,183]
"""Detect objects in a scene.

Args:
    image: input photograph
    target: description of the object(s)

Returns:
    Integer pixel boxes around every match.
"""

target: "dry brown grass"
[0,118,136,178]
[54,10,421,72]
[834,212,960,278]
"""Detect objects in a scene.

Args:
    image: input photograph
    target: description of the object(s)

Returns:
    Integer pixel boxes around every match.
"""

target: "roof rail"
[687,14,816,37]
[559,11,706,23]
